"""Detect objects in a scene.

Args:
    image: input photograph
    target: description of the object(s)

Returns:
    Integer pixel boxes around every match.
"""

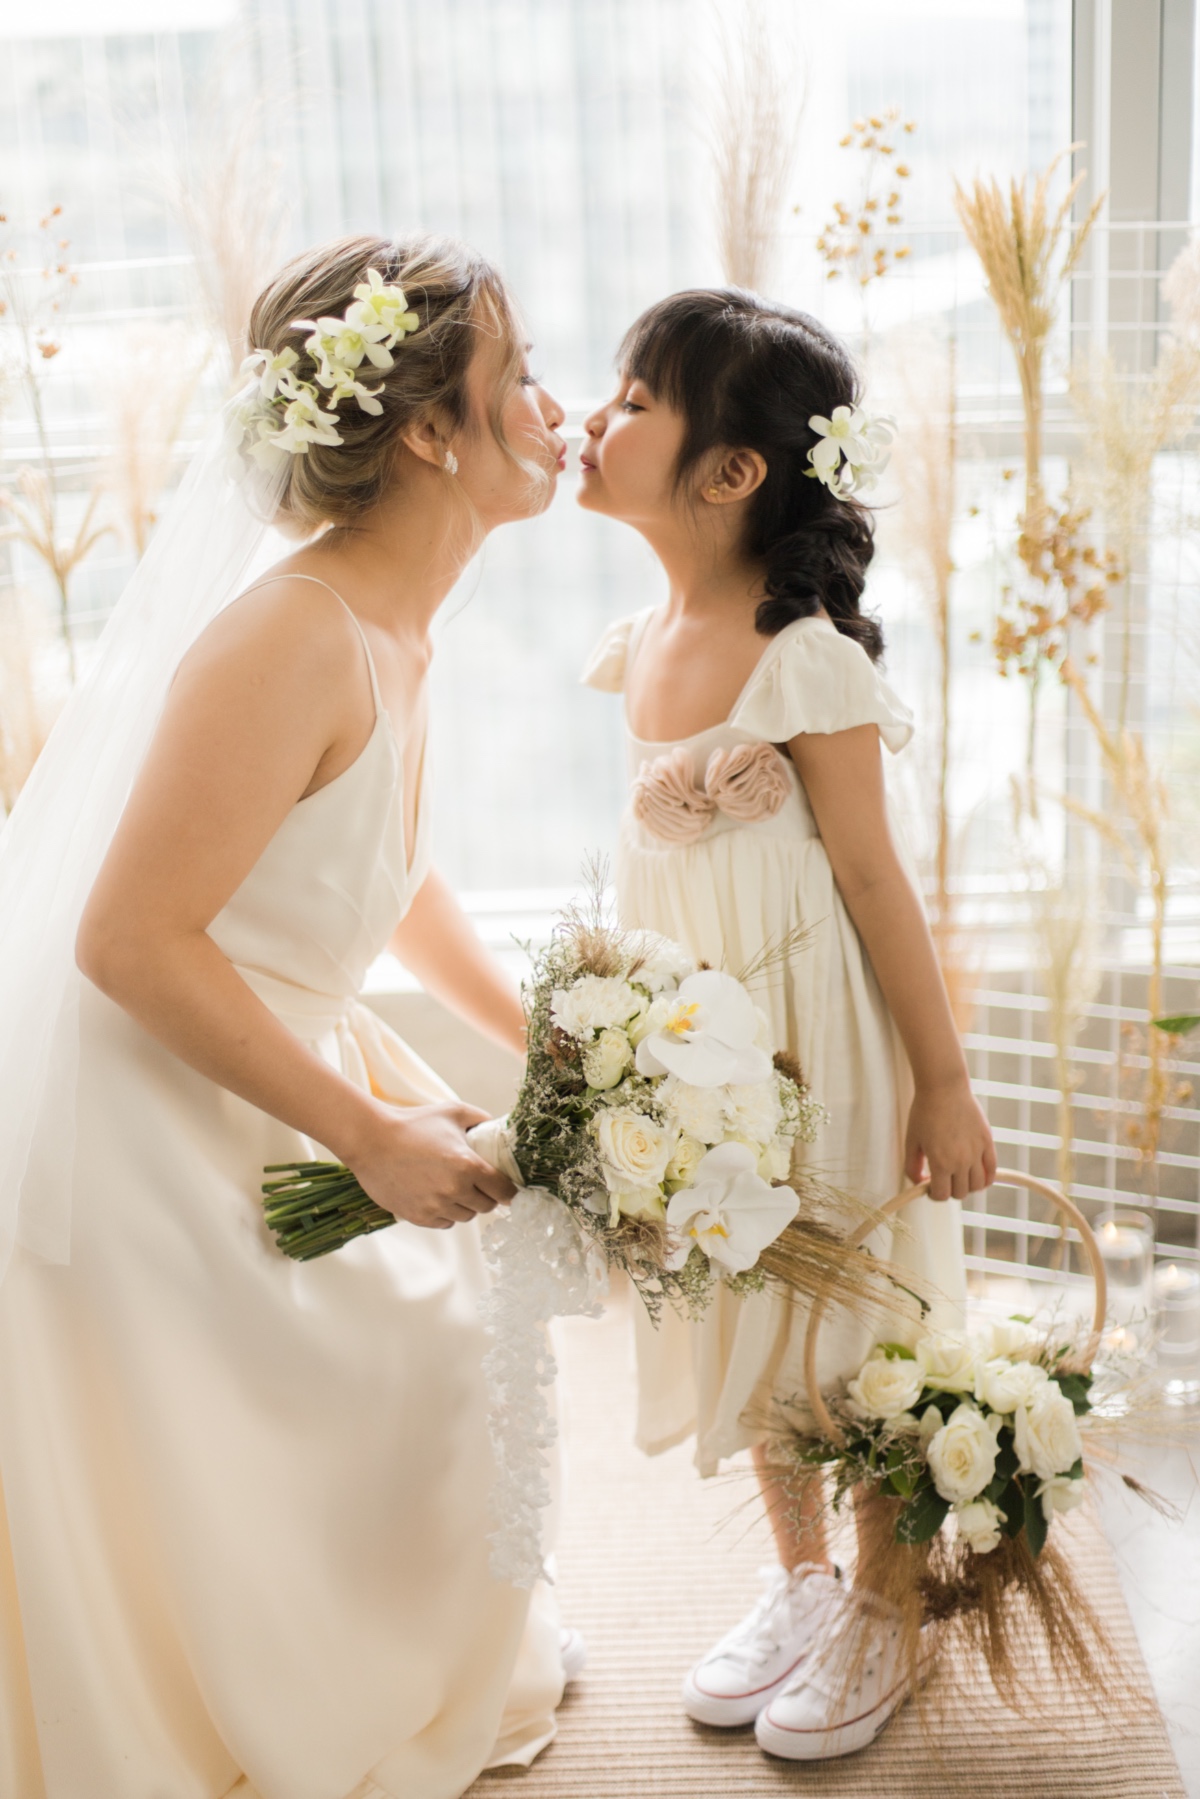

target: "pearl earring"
[444,450,459,475]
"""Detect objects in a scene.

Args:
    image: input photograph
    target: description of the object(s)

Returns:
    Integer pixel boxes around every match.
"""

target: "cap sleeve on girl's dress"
[579,610,649,693]
[730,619,915,752]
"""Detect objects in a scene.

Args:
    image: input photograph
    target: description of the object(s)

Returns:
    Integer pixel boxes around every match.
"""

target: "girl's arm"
[388,867,526,1059]
[788,723,996,1202]
[76,580,513,1229]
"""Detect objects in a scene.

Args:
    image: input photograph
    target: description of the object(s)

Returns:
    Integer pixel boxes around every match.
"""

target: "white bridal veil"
[0,411,287,1284]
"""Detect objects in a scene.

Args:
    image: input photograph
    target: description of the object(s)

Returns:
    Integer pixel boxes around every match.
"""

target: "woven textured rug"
[467,1290,1184,1799]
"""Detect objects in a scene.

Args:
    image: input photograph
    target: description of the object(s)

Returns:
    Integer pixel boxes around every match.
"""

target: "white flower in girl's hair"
[635,969,772,1088]
[665,1142,799,1273]
[806,405,896,499]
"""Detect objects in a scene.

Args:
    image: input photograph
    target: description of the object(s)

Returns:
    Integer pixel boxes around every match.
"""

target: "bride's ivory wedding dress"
[0,580,561,1799]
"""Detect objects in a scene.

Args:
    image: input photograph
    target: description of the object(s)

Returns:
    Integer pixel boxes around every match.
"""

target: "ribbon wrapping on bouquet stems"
[467,1117,609,1588]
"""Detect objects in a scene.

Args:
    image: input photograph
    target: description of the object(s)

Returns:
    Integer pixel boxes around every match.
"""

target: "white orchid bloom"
[241,345,301,402]
[349,267,421,345]
[273,389,343,455]
[806,405,896,498]
[634,968,772,1089]
[665,1141,799,1273]
[326,372,386,416]
[296,315,396,387]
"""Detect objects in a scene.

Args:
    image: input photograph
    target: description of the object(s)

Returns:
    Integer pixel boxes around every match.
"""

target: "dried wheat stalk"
[104,323,209,557]
[709,0,804,293]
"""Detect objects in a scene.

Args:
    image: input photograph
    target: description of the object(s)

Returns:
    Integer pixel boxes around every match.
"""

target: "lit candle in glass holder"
[1097,1213,1155,1342]
[1153,1261,1200,1404]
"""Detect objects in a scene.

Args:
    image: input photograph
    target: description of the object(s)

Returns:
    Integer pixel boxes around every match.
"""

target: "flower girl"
[579,289,995,1761]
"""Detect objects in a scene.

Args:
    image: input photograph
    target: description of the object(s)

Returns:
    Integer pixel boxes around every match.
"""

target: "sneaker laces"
[796,1595,904,1702]
[709,1563,842,1672]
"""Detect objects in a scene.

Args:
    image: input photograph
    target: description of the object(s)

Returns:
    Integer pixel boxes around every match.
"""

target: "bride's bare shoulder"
[175,565,366,705]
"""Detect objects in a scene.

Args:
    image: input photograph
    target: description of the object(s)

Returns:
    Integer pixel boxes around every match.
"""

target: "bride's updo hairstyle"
[618,288,883,659]
[246,232,529,534]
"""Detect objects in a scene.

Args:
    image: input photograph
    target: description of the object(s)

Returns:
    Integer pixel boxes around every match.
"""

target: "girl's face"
[576,374,688,526]
[454,334,567,527]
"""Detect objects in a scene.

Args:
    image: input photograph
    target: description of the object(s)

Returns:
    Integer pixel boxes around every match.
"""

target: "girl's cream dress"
[0,588,562,1799]
[583,608,966,1475]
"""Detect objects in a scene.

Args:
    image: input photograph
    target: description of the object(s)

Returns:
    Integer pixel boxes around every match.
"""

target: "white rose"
[926,1402,1001,1504]
[1013,1381,1083,1481]
[954,1497,1004,1555]
[1037,1473,1086,1522]
[582,1027,633,1091]
[974,1356,1050,1415]
[630,933,695,994]
[595,1107,675,1191]
[918,1403,944,1451]
[847,1352,925,1421]
[916,1332,980,1395]
[551,975,642,1040]
[987,1318,1041,1358]
[725,1081,783,1145]
[664,1078,731,1145]
[665,1134,706,1189]
[605,1181,667,1226]
[758,1136,794,1182]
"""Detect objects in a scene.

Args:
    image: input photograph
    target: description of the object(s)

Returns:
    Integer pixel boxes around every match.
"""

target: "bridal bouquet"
[498,921,829,1316]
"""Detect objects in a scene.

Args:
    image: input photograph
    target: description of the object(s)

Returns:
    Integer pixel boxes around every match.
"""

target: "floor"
[1096,1439,1200,1794]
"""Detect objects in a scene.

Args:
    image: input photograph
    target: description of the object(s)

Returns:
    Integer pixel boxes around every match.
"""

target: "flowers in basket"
[801,1319,1091,1561]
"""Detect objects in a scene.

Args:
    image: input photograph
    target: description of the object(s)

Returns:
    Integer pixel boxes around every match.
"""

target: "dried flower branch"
[883,332,975,1026]
[1069,234,1200,727]
[1059,660,1180,1169]
[816,109,915,294]
[1030,884,1101,1206]
[0,589,57,815]
[709,0,805,292]
[0,207,100,681]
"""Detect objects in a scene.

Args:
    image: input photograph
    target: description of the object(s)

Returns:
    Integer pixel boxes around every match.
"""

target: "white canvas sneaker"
[754,1598,932,1760]
[681,1563,844,1728]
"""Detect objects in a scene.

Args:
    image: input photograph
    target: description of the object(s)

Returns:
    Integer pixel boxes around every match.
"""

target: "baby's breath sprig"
[816,108,916,291]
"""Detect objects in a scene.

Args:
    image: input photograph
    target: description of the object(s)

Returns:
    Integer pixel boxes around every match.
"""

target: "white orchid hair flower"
[233,268,422,472]
[805,404,896,500]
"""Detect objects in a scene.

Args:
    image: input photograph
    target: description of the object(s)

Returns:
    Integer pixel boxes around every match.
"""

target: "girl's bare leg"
[752,1443,834,1572]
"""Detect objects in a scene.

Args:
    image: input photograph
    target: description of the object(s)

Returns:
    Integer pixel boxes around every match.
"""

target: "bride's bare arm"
[388,868,526,1058]
[76,579,513,1228]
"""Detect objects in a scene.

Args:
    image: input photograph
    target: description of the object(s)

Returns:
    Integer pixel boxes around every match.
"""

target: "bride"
[0,234,570,1799]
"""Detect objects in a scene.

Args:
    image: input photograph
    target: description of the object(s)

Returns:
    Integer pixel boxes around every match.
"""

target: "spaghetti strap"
[244,572,385,719]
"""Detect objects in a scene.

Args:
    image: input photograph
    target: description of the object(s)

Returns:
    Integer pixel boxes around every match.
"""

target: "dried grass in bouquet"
[761,1169,1189,1722]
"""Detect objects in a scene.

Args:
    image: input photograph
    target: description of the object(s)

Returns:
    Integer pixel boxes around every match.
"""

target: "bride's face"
[453,334,566,527]
[576,373,686,527]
